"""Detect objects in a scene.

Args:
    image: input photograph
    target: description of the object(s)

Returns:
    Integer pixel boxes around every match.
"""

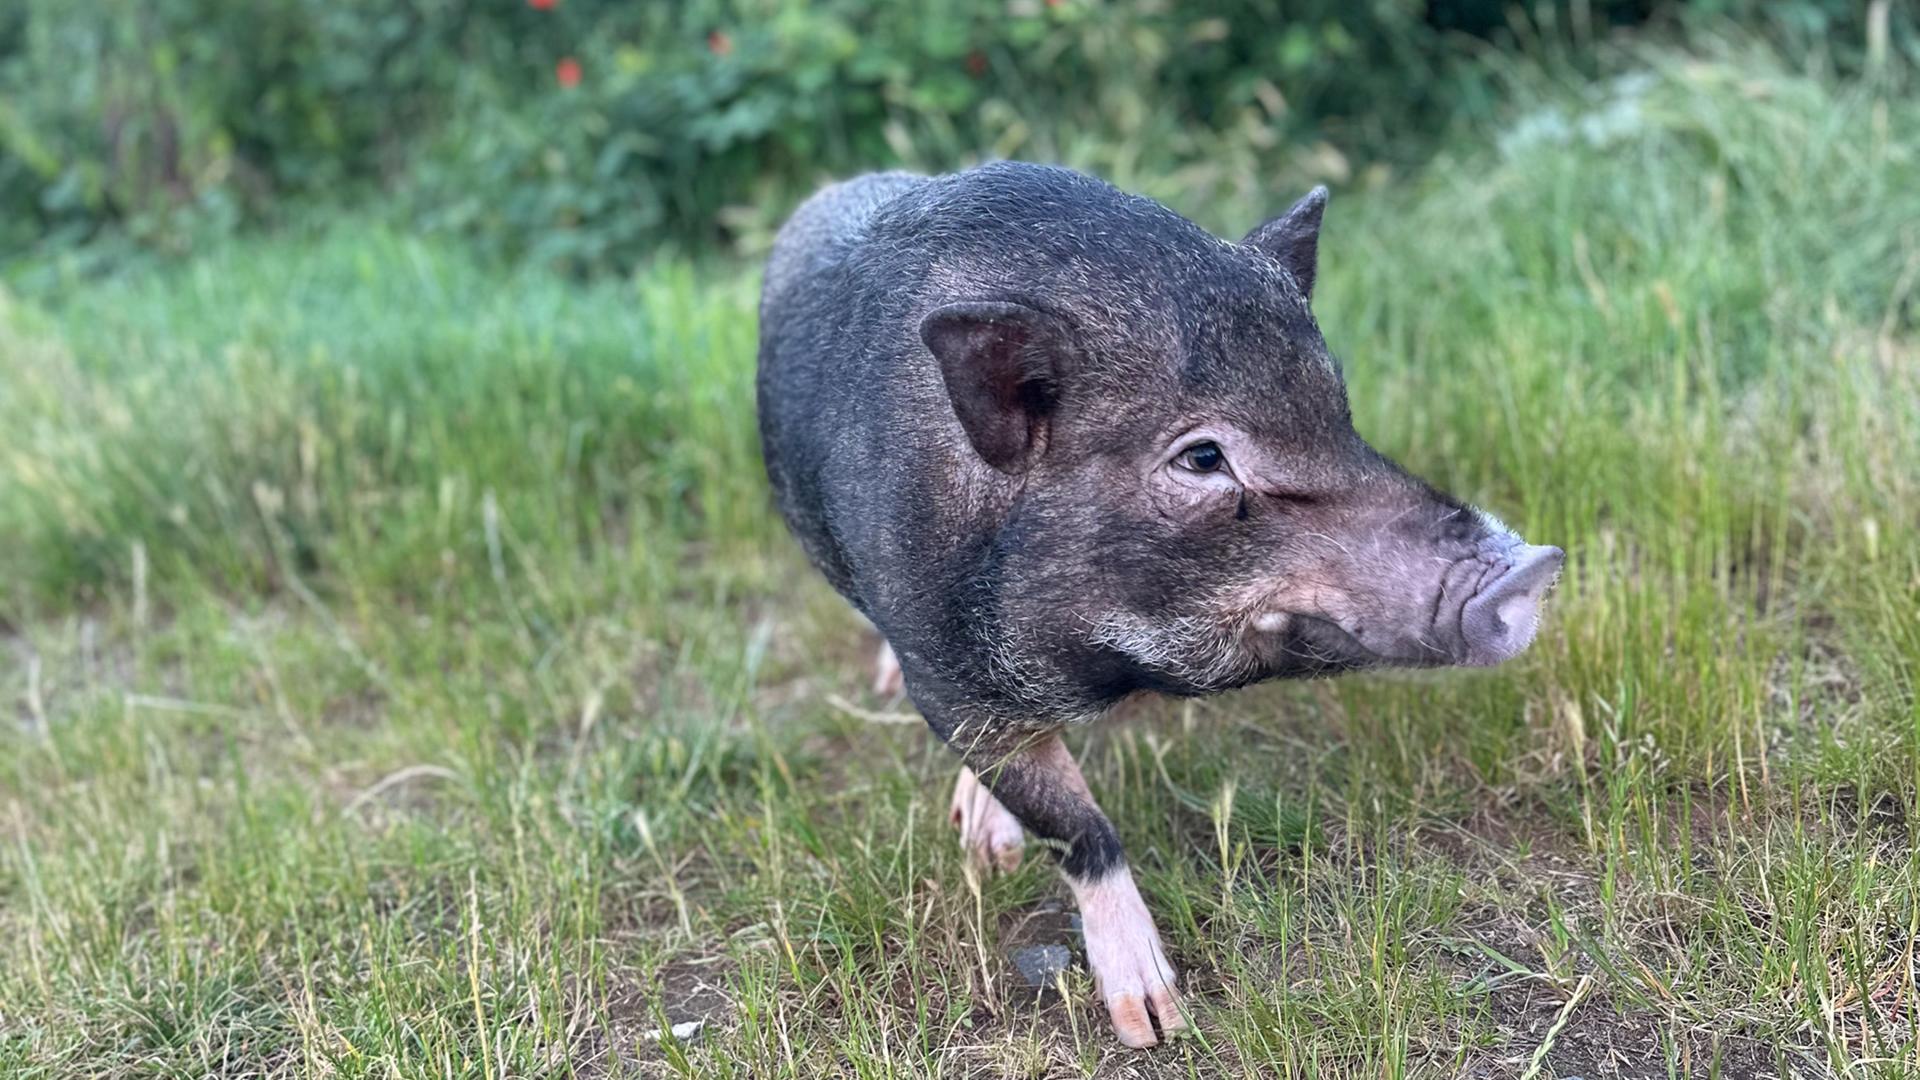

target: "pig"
[756,162,1563,1047]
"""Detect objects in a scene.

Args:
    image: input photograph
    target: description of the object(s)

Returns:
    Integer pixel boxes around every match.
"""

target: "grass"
[3,34,1920,1079]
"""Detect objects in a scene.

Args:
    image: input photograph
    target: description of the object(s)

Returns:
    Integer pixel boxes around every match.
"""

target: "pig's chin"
[1245,612,1382,677]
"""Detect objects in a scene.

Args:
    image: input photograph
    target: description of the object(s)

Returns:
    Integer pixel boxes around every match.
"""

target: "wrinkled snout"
[1459,544,1564,666]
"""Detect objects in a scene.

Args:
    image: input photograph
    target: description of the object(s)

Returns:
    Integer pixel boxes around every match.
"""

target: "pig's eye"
[1176,441,1227,474]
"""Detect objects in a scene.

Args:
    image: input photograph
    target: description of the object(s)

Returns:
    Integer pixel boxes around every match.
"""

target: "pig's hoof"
[1095,950,1186,1047]
[1083,881,1187,1047]
[949,767,1024,873]
[872,641,904,697]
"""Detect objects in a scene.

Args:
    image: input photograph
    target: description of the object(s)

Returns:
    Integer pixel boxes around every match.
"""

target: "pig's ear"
[1242,186,1328,300]
[921,300,1065,474]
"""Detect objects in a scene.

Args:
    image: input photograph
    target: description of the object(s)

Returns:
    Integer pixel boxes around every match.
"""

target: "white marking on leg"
[1070,865,1187,1047]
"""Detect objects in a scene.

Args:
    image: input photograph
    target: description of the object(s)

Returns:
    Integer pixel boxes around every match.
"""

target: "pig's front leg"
[954,729,1188,1047]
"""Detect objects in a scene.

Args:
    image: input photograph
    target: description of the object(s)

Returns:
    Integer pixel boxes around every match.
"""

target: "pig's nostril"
[1460,544,1564,666]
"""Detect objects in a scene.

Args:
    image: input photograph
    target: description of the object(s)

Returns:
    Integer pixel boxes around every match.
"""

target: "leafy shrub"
[0,0,1907,271]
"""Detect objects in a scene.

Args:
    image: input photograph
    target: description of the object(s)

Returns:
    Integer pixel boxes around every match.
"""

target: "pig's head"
[919,182,1562,699]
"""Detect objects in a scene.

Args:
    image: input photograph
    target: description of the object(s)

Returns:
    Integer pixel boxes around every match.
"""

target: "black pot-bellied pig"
[756,163,1563,1048]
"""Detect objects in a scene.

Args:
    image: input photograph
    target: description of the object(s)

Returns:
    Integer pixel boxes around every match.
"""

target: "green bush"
[409,0,1507,269]
[0,1,1907,271]
[1,1,450,251]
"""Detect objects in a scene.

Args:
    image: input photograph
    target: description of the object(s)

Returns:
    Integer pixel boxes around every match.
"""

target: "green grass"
[4,35,1920,1079]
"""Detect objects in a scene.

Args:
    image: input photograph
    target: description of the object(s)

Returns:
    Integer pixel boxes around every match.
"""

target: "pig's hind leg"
[959,730,1188,1048]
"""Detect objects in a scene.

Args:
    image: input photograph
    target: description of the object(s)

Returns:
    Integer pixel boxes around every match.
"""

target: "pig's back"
[757,171,935,607]
[762,171,924,321]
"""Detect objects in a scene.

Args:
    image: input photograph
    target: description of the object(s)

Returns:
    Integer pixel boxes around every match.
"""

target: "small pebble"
[1010,944,1074,988]
[642,1019,705,1044]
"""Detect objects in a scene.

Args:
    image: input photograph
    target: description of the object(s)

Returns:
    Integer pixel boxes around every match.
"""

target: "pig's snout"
[1459,544,1564,666]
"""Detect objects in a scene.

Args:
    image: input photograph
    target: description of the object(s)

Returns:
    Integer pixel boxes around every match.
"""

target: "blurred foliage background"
[1,0,1908,275]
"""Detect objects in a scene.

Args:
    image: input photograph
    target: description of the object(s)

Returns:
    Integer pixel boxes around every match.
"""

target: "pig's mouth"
[1247,611,1392,673]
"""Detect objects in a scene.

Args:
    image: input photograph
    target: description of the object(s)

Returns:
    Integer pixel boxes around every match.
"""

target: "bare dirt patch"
[586,954,737,1079]
[1467,982,1793,1079]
